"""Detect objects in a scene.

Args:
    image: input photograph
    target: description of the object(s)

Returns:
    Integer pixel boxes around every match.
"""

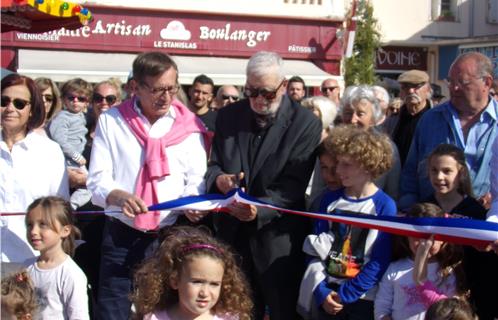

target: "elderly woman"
[35,77,62,125]
[341,85,401,200]
[0,74,69,264]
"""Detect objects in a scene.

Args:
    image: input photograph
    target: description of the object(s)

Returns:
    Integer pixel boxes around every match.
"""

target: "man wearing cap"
[320,78,340,105]
[383,69,432,165]
[399,52,498,215]
[430,83,446,106]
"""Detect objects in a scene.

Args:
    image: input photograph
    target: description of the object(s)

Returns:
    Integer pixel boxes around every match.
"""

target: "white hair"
[372,85,390,105]
[341,85,383,123]
[301,96,338,130]
[246,51,285,80]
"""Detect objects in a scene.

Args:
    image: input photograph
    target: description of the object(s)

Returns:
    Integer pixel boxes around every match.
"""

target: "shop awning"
[16,49,335,86]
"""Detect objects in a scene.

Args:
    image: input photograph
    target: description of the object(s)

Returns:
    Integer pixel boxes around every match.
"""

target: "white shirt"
[25,255,89,320]
[87,102,207,230]
[374,258,456,320]
[487,134,498,221]
[0,131,69,262]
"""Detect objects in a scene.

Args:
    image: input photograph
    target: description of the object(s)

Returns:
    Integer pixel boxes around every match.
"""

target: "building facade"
[1,0,354,87]
[372,0,498,95]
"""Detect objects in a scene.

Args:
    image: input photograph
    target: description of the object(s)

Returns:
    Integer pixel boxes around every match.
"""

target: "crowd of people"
[1,49,498,320]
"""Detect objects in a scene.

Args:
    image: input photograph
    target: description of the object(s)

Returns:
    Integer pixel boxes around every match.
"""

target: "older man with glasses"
[206,51,322,320]
[383,69,432,165]
[320,78,340,105]
[213,85,240,109]
[87,51,208,320]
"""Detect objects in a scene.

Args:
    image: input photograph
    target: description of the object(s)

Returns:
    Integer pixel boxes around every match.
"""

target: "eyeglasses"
[1,96,30,110]
[244,80,285,100]
[221,94,239,101]
[445,77,483,88]
[141,82,179,97]
[42,94,53,103]
[66,95,88,103]
[400,82,426,91]
[93,93,118,105]
[321,86,338,94]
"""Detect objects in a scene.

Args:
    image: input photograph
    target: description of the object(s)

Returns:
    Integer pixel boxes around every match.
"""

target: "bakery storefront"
[1,5,344,87]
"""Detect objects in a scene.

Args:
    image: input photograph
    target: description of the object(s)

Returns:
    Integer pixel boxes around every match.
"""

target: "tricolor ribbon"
[149,189,498,248]
[2,189,497,247]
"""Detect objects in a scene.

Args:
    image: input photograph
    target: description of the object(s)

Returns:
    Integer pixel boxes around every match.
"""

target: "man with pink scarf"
[87,52,208,320]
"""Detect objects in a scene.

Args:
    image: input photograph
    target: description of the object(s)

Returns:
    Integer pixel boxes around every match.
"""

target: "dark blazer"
[206,95,321,273]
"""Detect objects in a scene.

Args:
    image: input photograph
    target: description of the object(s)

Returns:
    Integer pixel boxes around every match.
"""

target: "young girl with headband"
[131,226,253,320]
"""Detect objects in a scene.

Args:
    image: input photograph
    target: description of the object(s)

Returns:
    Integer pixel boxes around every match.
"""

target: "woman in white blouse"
[0,73,69,265]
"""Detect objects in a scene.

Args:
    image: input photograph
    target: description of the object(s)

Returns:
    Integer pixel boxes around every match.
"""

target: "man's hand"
[185,210,210,223]
[228,201,257,222]
[322,291,343,315]
[215,172,244,194]
[67,167,87,188]
[107,190,148,218]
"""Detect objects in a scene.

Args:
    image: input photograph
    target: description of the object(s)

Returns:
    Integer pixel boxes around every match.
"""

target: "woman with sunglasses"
[86,79,123,156]
[35,77,62,125]
[47,78,93,210]
[0,73,69,266]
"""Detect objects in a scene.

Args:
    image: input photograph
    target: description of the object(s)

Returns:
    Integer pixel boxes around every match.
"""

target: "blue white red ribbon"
[149,189,498,248]
[2,189,498,247]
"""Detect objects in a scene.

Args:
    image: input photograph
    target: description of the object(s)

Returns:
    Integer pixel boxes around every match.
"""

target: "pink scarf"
[118,98,208,230]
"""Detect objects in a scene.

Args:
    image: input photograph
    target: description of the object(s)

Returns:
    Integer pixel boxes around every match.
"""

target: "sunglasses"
[400,82,426,91]
[321,86,338,94]
[1,96,30,110]
[66,95,88,103]
[42,94,54,103]
[221,94,239,101]
[93,93,117,105]
[244,80,285,100]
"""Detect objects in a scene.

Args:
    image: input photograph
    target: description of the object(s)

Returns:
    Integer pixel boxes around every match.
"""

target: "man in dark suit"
[206,51,322,320]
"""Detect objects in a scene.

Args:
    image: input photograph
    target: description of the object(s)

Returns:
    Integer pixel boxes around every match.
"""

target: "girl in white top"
[374,203,467,320]
[24,197,89,320]
[130,226,253,320]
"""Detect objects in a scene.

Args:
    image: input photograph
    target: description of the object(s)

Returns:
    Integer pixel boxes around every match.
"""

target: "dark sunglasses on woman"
[1,96,30,110]
[93,93,117,105]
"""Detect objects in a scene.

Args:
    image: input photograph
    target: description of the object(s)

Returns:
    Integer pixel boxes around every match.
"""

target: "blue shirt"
[313,188,397,305]
[399,97,498,209]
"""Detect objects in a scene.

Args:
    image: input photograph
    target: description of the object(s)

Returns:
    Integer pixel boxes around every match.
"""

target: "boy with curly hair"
[298,125,397,320]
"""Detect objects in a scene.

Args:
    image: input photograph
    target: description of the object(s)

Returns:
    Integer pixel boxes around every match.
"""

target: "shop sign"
[1,7,342,59]
[376,46,427,71]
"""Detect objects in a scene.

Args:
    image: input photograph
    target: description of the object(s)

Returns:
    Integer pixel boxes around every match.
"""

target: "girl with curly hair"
[131,226,253,320]
[1,270,38,320]
[298,125,397,319]
[375,203,466,320]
